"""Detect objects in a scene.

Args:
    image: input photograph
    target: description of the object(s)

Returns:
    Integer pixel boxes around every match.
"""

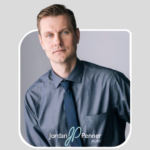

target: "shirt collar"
[50,58,84,88]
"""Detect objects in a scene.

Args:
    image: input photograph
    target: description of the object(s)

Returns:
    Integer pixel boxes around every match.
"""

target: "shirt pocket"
[85,111,110,134]
[83,111,114,146]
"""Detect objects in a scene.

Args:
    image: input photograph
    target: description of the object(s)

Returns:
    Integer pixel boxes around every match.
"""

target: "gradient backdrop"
[20,30,130,144]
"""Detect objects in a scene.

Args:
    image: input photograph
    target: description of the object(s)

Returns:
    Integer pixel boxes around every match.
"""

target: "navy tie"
[60,80,82,146]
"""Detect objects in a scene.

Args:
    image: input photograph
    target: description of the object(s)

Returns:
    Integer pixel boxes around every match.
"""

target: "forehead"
[39,15,72,34]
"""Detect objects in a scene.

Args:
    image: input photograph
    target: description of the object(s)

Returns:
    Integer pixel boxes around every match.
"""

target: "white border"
[18,29,132,149]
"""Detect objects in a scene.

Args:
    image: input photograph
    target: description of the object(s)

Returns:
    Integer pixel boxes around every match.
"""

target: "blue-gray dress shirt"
[24,58,130,147]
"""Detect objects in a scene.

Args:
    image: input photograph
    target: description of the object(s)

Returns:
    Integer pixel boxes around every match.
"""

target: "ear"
[38,34,45,50]
[75,28,80,44]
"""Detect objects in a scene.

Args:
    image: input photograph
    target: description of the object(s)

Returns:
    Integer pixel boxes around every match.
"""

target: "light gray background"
[21,31,130,143]
[1,0,149,149]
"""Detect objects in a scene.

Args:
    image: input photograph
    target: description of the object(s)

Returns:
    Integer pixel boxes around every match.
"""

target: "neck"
[50,57,77,79]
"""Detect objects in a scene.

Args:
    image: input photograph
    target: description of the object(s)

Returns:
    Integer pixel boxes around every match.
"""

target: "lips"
[54,49,65,53]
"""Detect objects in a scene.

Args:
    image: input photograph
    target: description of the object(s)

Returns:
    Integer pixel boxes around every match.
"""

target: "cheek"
[42,41,53,57]
[65,37,76,48]
[43,40,53,51]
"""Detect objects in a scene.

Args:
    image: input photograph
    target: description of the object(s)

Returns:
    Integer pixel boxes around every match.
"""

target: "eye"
[62,30,69,35]
[47,34,53,37]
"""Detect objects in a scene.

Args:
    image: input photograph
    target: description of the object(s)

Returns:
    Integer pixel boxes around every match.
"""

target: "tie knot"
[60,80,71,91]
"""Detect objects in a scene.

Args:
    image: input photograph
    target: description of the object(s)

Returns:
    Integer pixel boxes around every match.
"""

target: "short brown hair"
[37,4,77,34]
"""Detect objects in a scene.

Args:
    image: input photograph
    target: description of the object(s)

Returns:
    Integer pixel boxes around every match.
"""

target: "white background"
[0,0,149,149]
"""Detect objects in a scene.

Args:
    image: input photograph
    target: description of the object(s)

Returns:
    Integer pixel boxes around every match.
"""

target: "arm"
[111,72,130,123]
[24,91,50,146]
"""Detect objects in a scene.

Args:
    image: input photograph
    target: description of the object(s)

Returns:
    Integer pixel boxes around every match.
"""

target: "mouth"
[54,49,66,53]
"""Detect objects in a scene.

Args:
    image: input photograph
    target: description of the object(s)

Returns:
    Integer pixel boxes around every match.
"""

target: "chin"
[53,57,67,64]
[51,54,76,64]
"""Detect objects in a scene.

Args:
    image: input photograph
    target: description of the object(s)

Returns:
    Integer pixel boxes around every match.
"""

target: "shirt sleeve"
[24,91,50,147]
[111,72,130,123]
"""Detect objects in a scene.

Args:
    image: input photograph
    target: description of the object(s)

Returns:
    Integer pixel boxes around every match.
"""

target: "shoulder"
[27,70,50,92]
[24,70,52,114]
[81,60,128,81]
[25,69,51,100]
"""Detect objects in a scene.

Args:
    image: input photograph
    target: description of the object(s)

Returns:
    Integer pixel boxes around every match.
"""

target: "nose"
[54,34,63,47]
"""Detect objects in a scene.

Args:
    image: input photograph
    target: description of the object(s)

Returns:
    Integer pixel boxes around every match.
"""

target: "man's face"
[39,15,80,64]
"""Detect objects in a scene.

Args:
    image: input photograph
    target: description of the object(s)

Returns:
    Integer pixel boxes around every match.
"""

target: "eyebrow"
[43,27,71,35]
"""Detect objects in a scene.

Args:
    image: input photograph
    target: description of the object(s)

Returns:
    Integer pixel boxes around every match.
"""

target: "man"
[24,4,130,147]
